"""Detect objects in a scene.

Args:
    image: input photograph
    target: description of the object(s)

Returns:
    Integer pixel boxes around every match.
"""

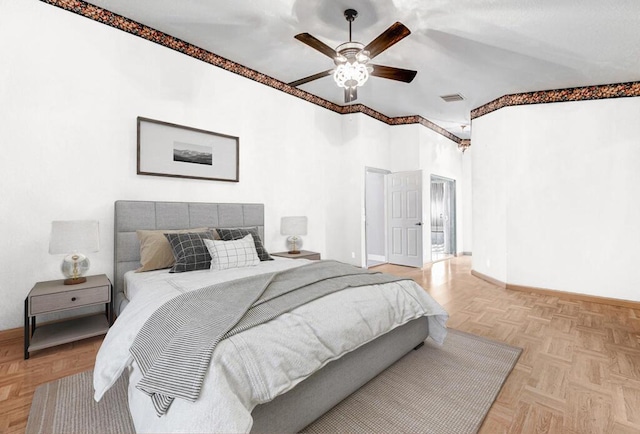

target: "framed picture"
[137,117,239,182]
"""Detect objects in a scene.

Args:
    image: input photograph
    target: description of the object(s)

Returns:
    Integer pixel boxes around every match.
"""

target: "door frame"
[364,167,391,268]
[430,174,457,262]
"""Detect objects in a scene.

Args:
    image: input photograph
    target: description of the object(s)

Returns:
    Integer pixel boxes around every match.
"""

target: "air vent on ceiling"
[440,93,465,102]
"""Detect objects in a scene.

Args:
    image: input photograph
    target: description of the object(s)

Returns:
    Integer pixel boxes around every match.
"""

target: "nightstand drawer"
[30,285,110,315]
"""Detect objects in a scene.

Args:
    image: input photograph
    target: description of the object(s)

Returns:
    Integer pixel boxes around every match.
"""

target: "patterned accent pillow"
[136,228,209,272]
[204,235,259,270]
[164,231,215,273]
[216,227,273,261]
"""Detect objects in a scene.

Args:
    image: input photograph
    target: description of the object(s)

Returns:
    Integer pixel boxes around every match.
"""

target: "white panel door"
[387,170,423,267]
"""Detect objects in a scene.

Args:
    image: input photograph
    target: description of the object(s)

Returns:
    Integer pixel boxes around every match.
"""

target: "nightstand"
[271,250,321,260]
[24,274,112,359]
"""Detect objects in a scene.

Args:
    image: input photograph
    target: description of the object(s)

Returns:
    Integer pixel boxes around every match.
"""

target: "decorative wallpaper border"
[472,81,640,119]
[39,0,462,144]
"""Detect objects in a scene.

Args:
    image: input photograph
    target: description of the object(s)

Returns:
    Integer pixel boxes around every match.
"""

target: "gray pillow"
[216,227,273,261]
[165,231,215,272]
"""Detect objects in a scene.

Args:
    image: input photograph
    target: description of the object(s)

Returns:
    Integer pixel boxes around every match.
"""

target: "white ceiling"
[84,0,640,140]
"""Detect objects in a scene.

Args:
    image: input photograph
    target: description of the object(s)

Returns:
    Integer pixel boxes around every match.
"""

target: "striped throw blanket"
[129,260,408,416]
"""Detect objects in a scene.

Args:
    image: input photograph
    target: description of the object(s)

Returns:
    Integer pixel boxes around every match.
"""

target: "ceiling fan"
[289,9,418,103]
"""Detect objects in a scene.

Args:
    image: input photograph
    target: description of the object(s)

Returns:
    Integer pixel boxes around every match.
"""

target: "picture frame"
[137,116,239,182]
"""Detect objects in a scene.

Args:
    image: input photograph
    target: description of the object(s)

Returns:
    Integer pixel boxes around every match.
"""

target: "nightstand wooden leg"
[109,282,114,325]
[24,298,29,360]
[106,302,111,326]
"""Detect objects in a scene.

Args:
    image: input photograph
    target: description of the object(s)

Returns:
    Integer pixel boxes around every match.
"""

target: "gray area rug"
[26,329,521,434]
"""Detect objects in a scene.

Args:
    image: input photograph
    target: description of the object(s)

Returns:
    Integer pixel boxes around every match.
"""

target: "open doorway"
[430,175,456,262]
[365,167,390,268]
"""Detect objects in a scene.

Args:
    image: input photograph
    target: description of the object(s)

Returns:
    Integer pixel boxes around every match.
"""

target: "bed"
[94,200,448,433]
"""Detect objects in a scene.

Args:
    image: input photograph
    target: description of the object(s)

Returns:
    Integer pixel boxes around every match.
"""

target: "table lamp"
[280,216,307,254]
[49,220,100,285]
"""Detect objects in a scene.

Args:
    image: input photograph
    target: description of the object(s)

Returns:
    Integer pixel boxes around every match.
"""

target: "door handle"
[415,222,423,226]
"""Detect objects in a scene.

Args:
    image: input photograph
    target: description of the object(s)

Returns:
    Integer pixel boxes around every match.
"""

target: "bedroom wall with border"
[461,147,473,255]
[386,125,466,264]
[0,1,464,330]
[0,0,343,330]
[471,97,640,302]
[417,125,466,262]
[0,0,335,329]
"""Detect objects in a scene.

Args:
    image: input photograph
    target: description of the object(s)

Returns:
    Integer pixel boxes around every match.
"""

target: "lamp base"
[285,235,303,254]
[64,277,87,285]
[61,254,90,285]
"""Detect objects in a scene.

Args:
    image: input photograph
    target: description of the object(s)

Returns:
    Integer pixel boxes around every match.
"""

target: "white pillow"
[204,234,259,270]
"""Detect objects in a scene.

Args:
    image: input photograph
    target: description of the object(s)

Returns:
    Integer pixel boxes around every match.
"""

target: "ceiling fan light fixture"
[333,42,372,90]
[458,139,471,153]
[356,50,370,63]
[333,61,371,89]
[291,9,416,103]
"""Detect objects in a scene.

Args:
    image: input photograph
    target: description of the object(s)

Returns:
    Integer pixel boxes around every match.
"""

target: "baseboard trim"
[0,326,23,341]
[367,254,386,262]
[506,283,640,310]
[471,269,506,289]
[471,269,640,310]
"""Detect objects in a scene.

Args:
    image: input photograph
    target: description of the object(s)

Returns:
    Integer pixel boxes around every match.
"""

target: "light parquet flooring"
[0,256,639,433]
[376,257,640,434]
[0,329,102,433]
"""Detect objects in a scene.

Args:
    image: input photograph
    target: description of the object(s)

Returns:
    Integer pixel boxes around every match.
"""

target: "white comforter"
[93,258,448,433]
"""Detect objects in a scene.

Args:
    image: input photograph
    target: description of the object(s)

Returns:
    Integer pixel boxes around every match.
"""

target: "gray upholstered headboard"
[114,200,265,314]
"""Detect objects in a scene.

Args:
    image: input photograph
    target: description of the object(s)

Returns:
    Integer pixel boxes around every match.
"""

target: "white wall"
[472,97,640,301]
[389,125,420,172]
[339,114,392,267]
[385,124,466,263]
[471,114,509,282]
[0,1,464,330]
[365,170,386,259]
[0,1,349,329]
[461,147,473,254]
[418,126,466,262]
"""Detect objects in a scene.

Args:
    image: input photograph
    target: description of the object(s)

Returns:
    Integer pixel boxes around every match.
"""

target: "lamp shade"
[280,216,307,236]
[49,220,100,254]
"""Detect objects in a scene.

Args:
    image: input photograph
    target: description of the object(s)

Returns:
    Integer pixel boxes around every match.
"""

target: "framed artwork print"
[137,117,239,182]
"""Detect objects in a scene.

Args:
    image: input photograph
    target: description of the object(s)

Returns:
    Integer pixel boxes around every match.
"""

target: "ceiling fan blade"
[370,64,417,83]
[288,69,334,87]
[364,22,411,59]
[344,87,357,103]
[294,33,336,59]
